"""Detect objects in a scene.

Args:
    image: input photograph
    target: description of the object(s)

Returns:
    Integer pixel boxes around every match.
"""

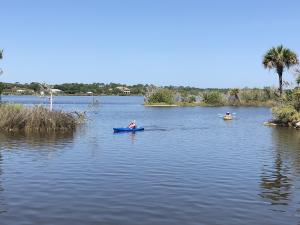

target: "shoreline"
[264,121,300,129]
[144,104,179,107]
[144,102,274,108]
[2,95,275,108]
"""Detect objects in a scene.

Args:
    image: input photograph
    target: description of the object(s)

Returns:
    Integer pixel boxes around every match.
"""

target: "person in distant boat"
[223,112,233,120]
[128,120,137,129]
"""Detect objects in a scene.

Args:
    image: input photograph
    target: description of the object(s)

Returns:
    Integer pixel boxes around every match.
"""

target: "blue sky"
[1,0,300,87]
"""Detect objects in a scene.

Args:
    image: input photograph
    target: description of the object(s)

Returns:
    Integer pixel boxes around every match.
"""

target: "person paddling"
[223,112,233,120]
[128,120,137,129]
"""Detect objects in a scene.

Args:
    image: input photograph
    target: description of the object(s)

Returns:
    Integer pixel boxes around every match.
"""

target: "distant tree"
[263,45,299,96]
[292,89,300,111]
[0,49,3,75]
[229,88,240,103]
[202,91,224,105]
[28,82,41,93]
[0,50,3,101]
[188,95,196,103]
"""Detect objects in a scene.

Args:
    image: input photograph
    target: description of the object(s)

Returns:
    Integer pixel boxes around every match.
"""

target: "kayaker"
[128,120,137,129]
[223,112,233,120]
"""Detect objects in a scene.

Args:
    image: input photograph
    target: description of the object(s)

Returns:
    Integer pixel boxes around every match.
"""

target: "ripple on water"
[0,97,299,225]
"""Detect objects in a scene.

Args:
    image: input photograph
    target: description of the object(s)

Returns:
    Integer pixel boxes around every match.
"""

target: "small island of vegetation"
[0,104,82,132]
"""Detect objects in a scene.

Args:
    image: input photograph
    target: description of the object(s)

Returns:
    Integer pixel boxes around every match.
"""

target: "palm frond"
[263,45,299,70]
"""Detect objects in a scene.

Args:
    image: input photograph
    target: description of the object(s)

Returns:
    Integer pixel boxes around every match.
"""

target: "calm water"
[0,96,300,225]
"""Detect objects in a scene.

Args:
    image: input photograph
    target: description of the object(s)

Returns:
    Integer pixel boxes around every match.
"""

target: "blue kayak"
[113,127,144,132]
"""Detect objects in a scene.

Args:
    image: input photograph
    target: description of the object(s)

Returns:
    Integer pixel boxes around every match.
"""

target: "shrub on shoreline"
[0,104,83,132]
[272,105,300,125]
[270,88,300,127]
[146,89,175,105]
[202,92,224,105]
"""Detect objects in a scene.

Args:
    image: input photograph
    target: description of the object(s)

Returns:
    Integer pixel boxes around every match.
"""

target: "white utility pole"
[39,83,53,111]
[50,90,53,111]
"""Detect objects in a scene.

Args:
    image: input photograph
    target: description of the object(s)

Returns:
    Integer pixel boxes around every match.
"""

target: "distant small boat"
[223,115,233,120]
[113,127,144,132]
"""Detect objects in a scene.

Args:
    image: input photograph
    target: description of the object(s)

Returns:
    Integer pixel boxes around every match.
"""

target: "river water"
[0,96,300,225]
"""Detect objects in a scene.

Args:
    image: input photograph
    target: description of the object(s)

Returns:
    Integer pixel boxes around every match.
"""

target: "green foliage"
[147,89,175,105]
[240,89,258,102]
[229,88,239,96]
[0,49,2,75]
[228,88,240,104]
[188,96,196,103]
[270,75,300,126]
[284,89,294,102]
[239,88,276,103]
[0,82,4,95]
[262,87,277,100]
[28,82,41,92]
[272,105,300,124]
[202,92,224,105]
[263,45,299,70]
[296,75,300,86]
[292,89,300,111]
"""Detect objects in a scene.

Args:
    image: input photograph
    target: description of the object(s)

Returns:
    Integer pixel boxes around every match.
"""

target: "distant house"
[86,91,93,95]
[116,86,131,95]
[16,89,34,94]
[16,89,26,93]
[51,89,63,94]
[123,88,131,95]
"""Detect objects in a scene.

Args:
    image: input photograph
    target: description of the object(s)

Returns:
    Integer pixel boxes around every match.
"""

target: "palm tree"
[229,88,240,103]
[263,45,299,96]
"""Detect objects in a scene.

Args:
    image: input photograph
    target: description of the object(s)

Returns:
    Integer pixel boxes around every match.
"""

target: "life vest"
[128,123,136,128]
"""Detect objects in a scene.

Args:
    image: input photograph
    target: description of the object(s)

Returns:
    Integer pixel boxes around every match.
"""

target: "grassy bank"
[0,104,84,132]
[144,88,278,107]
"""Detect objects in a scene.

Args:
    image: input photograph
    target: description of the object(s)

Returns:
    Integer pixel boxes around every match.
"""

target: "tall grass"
[0,104,82,132]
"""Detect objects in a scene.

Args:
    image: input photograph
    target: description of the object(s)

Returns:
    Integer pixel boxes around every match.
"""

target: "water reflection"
[260,128,300,205]
[113,131,137,143]
[0,131,75,151]
[260,153,292,205]
[0,153,5,214]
